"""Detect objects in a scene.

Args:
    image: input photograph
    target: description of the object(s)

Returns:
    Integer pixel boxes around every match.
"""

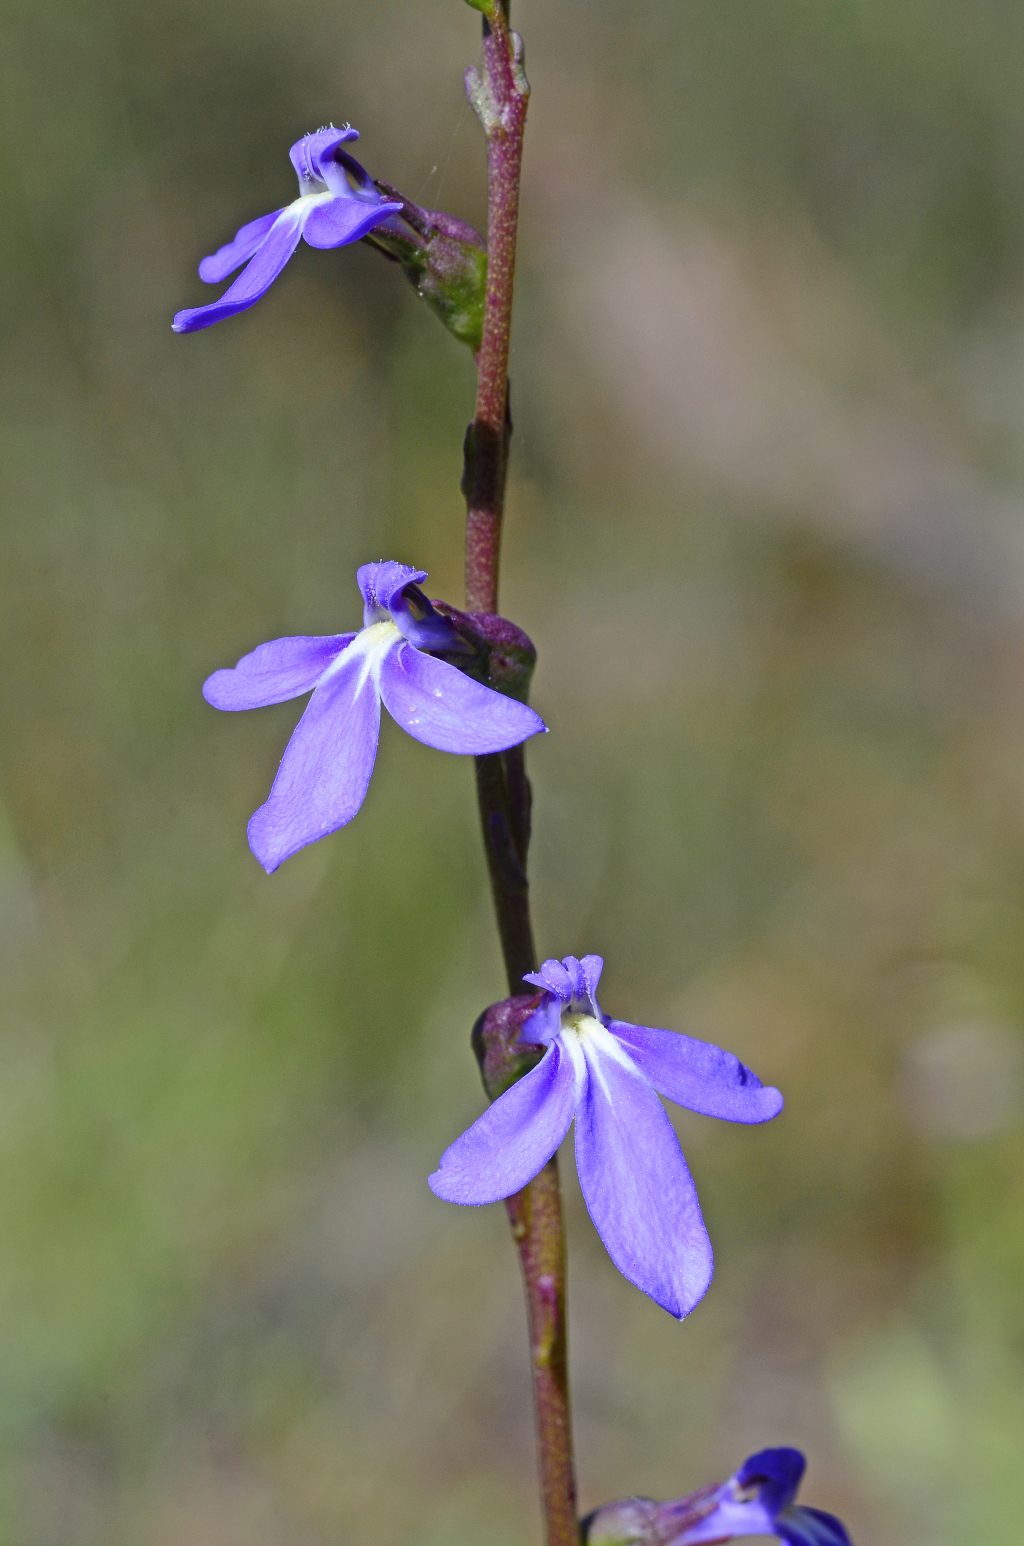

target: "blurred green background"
[2,0,1024,1540]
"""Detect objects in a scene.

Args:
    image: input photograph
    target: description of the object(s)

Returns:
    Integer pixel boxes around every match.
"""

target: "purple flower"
[670,1448,853,1546]
[429,955,782,1318]
[582,1449,852,1546]
[172,126,402,334]
[203,561,545,872]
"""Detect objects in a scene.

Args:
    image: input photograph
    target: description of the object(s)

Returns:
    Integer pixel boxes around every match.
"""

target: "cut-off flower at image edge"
[203,561,545,872]
[584,1447,853,1546]
[173,126,402,333]
[430,955,783,1319]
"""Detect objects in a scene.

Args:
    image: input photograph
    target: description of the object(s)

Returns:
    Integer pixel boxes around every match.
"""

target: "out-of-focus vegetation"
[2,1,1024,1541]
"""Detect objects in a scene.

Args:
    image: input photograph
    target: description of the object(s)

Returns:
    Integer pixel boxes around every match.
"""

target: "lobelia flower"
[582,1448,853,1546]
[430,955,782,1318]
[172,126,403,333]
[668,1448,853,1546]
[203,561,545,873]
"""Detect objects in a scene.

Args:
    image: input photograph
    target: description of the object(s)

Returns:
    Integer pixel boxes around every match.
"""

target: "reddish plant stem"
[505,1161,575,1546]
[464,10,579,1545]
[464,6,528,615]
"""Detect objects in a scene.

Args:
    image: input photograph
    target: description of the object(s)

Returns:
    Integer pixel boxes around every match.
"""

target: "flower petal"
[577,954,605,1011]
[357,561,428,616]
[674,1494,776,1543]
[550,954,606,1015]
[302,193,403,249]
[378,641,545,754]
[172,204,306,333]
[197,209,283,284]
[609,1021,783,1124]
[203,634,355,711]
[561,955,586,999]
[524,959,575,1001]
[245,643,380,872]
[777,1507,854,1546]
[331,146,382,198]
[429,1039,582,1205]
[387,585,468,652]
[735,1450,804,1517]
[574,1030,713,1318]
[519,993,562,1046]
[289,126,360,185]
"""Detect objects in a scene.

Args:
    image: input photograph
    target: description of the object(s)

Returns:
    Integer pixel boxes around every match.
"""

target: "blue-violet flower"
[672,1448,852,1546]
[430,955,782,1318]
[582,1448,852,1546]
[203,561,545,872]
[173,126,402,333]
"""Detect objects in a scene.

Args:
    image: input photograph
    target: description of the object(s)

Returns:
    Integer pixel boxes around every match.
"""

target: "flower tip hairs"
[431,954,783,1318]
[203,562,545,871]
[172,125,402,334]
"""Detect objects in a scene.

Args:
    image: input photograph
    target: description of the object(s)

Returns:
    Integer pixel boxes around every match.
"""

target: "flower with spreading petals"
[429,955,782,1318]
[173,126,402,333]
[203,561,545,872]
[583,1448,852,1546]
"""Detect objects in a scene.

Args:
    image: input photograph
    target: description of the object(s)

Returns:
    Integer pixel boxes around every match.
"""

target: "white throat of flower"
[285,190,336,222]
[320,619,400,696]
[558,1010,642,1099]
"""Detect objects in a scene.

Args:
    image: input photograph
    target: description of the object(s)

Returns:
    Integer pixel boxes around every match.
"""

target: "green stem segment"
[464,9,579,1544]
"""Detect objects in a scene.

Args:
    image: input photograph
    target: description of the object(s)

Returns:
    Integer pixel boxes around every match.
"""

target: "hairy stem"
[464,9,579,1544]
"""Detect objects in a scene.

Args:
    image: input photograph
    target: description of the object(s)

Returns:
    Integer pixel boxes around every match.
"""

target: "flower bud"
[471,993,545,1100]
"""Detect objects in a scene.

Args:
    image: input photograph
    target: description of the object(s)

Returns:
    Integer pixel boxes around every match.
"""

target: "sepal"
[581,1489,719,1546]
[367,190,487,351]
[431,605,537,704]
[581,1498,661,1546]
